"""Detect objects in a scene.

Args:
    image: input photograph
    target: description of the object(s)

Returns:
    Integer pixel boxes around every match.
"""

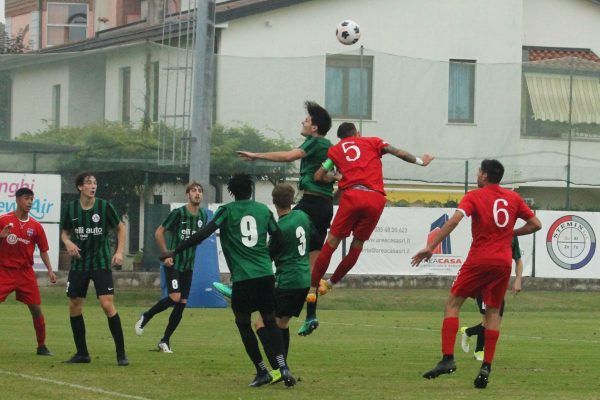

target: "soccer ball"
[336,20,361,45]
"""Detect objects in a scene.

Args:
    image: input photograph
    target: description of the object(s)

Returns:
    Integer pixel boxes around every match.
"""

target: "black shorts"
[274,287,309,318]
[231,275,276,314]
[164,268,193,299]
[476,296,505,317]
[67,269,114,298]
[294,194,333,252]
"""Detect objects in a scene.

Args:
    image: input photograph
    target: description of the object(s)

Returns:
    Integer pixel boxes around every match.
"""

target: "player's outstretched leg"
[474,363,491,388]
[298,293,319,336]
[422,357,457,379]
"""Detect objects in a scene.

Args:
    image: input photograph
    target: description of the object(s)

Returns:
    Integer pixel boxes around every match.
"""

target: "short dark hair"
[272,183,295,209]
[481,159,504,184]
[186,181,203,194]
[305,101,332,136]
[15,188,34,198]
[75,172,96,192]
[337,122,357,139]
[227,174,253,200]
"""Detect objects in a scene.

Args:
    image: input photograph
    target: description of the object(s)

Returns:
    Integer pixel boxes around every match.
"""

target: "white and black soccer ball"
[336,20,361,45]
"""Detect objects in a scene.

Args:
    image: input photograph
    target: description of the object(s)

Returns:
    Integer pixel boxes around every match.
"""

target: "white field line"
[0,369,152,400]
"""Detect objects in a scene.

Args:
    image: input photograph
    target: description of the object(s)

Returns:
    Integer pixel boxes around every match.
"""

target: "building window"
[120,67,131,123]
[47,3,88,46]
[448,59,476,123]
[325,55,373,119]
[52,84,61,128]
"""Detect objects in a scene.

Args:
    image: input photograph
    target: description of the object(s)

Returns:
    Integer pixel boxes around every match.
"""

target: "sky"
[0,0,4,24]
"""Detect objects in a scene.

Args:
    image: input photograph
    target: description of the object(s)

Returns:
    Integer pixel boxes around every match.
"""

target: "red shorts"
[0,267,42,305]
[450,263,510,309]
[330,188,386,241]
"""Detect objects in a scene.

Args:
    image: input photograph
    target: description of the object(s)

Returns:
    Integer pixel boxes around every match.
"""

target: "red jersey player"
[307,122,433,318]
[0,187,57,356]
[411,159,541,389]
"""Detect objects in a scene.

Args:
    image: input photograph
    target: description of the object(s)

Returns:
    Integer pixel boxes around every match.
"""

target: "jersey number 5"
[241,216,258,247]
[342,141,361,162]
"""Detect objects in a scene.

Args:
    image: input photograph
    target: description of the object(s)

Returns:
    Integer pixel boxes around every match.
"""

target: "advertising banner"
[210,205,533,277]
[535,211,599,279]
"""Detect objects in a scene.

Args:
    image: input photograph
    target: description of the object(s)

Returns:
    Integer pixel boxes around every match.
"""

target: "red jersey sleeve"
[457,191,475,217]
[374,137,388,156]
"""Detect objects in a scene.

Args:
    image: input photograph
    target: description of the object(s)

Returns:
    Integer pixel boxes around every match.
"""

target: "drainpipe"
[38,0,42,50]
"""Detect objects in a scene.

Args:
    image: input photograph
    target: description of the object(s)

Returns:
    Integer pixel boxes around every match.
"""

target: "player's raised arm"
[382,144,434,166]
[314,158,338,183]
[236,148,306,162]
[160,221,219,261]
[411,210,464,266]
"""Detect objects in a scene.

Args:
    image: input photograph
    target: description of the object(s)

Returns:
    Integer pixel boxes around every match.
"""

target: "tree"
[1,28,30,54]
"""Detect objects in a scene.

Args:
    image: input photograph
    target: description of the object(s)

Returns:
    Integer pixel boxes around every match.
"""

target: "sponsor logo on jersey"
[6,233,18,245]
[6,233,31,245]
[546,215,596,270]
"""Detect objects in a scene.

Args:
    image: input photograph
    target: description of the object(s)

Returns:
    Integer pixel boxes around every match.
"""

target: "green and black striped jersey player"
[135,181,206,353]
[273,209,315,290]
[161,174,296,387]
[61,198,121,271]
[161,206,209,272]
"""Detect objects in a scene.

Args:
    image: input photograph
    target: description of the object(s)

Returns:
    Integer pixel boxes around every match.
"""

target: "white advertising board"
[209,204,533,277]
[534,211,600,279]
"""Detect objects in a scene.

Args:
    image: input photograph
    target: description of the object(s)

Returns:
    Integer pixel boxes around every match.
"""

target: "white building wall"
[10,64,69,136]
[523,0,600,53]
[216,0,525,184]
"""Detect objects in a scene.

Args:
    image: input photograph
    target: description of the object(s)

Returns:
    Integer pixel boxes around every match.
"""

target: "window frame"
[448,58,476,124]
[46,2,88,47]
[325,54,374,120]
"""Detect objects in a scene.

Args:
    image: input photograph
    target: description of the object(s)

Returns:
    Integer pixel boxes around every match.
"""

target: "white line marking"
[0,369,152,400]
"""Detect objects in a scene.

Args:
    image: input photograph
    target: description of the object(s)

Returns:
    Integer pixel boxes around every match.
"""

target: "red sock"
[311,242,336,287]
[483,329,500,364]
[330,246,362,284]
[33,315,46,347]
[441,317,459,356]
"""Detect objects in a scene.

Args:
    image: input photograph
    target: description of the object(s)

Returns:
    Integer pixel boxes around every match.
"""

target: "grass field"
[1,287,599,400]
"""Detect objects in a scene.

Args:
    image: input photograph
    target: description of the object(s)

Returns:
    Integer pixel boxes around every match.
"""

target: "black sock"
[108,313,125,356]
[70,314,88,356]
[236,320,266,373]
[305,298,317,319]
[475,326,486,352]
[263,318,286,368]
[442,354,454,362]
[256,327,278,370]
[465,323,483,337]
[281,328,290,358]
[161,302,185,343]
[482,362,491,371]
[144,297,175,327]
